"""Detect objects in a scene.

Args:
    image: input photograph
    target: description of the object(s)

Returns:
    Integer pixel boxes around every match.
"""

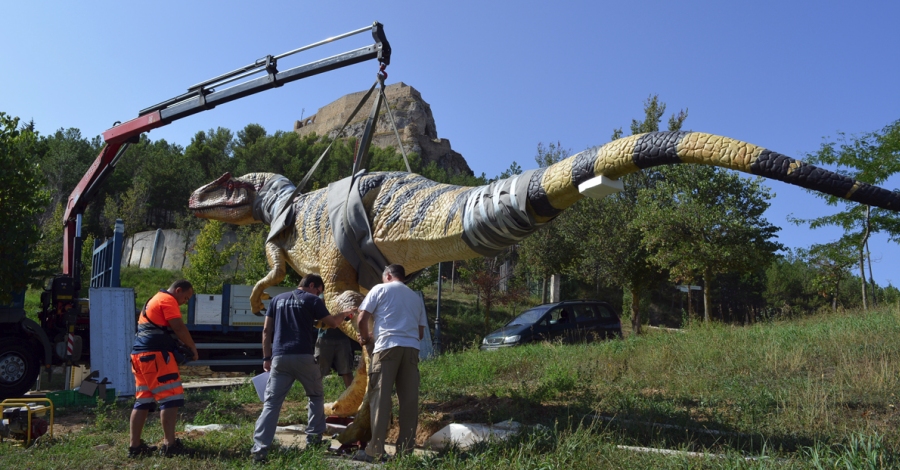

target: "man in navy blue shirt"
[251,274,352,462]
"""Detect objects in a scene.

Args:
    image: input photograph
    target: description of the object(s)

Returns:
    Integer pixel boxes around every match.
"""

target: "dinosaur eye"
[227,182,234,191]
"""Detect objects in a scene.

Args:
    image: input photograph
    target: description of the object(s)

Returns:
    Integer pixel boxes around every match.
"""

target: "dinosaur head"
[188,172,274,225]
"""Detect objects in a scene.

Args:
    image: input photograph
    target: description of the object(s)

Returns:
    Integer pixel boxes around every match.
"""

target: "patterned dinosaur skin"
[188,131,900,442]
[189,131,900,311]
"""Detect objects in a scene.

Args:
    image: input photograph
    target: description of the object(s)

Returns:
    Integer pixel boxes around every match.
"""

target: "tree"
[884,284,900,308]
[793,119,900,310]
[173,209,206,271]
[33,203,65,276]
[458,255,521,333]
[635,165,783,322]
[138,137,204,228]
[232,124,282,177]
[763,249,825,316]
[496,161,523,180]
[0,113,51,302]
[183,220,236,294]
[233,123,268,175]
[230,224,270,286]
[563,190,666,331]
[799,240,857,311]
[34,128,99,212]
[102,178,151,234]
[185,127,234,181]
[611,94,688,140]
[565,94,687,334]
[516,142,573,302]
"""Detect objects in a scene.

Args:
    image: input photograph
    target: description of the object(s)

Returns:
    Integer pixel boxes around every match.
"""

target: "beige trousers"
[366,346,420,457]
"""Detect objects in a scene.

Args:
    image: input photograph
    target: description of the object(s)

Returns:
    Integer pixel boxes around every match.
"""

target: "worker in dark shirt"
[250,274,354,463]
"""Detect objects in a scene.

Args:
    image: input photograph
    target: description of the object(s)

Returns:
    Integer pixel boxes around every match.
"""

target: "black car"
[480,300,621,350]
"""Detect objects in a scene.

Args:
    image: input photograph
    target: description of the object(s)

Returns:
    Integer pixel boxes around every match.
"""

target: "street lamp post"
[434,262,442,355]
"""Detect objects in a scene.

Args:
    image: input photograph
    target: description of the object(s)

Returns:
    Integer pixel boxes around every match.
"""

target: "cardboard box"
[77,370,110,398]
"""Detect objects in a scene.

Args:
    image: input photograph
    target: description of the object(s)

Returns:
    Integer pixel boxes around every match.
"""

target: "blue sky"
[4,1,899,287]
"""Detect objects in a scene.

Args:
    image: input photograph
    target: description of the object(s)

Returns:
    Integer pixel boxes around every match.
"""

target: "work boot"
[159,438,189,457]
[128,440,157,458]
[306,433,329,450]
[350,449,389,463]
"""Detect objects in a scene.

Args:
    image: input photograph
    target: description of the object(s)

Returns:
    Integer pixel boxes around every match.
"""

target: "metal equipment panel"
[228,286,293,326]
[88,288,136,397]
[195,295,223,325]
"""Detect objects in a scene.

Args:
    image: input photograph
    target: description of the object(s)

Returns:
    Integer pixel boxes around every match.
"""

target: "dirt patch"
[50,412,92,436]
[180,366,249,380]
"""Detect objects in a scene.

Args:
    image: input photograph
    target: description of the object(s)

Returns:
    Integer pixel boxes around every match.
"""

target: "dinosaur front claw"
[250,293,266,315]
[250,292,271,316]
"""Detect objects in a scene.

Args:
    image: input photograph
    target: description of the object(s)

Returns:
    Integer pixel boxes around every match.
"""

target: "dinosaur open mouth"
[188,172,260,214]
[190,206,217,215]
[189,200,248,211]
[191,205,215,218]
[191,205,251,221]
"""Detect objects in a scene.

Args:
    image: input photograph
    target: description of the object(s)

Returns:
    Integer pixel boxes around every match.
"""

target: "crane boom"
[62,22,390,280]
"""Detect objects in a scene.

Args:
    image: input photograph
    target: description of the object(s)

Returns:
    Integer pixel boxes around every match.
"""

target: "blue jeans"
[251,354,324,456]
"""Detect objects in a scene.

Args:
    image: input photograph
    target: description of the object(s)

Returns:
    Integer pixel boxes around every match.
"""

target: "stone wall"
[121,228,237,271]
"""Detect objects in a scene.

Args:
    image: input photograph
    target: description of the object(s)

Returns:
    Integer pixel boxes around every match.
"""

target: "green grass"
[24,288,42,323]
[5,307,900,467]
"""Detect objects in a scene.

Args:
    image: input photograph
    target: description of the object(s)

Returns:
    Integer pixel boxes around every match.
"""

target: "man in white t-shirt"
[353,264,427,462]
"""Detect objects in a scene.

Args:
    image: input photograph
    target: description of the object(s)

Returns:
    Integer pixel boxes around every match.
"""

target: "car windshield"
[506,305,552,326]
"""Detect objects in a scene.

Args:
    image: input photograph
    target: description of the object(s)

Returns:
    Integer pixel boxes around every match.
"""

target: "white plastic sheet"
[184,424,238,433]
[424,421,521,450]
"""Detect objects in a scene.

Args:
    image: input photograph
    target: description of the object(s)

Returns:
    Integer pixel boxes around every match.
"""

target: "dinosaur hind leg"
[316,250,374,442]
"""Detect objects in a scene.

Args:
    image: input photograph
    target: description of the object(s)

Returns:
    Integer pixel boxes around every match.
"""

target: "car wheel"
[0,337,40,399]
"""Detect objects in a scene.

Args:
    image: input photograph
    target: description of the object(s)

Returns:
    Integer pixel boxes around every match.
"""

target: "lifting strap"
[296,64,410,194]
[269,67,416,286]
[350,68,411,174]
[377,72,412,172]
[267,79,380,241]
[296,79,379,194]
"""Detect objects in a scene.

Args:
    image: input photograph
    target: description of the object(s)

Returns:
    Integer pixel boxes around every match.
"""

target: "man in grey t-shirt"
[354,264,427,462]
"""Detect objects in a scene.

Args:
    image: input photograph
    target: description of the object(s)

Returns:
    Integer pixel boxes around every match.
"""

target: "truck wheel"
[0,338,40,399]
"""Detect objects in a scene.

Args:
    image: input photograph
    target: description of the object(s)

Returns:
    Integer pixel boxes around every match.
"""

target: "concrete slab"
[181,377,249,390]
[273,427,436,464]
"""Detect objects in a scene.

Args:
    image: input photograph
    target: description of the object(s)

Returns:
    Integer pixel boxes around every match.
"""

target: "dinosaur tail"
[529,131,900,222]
[458,131,900,257]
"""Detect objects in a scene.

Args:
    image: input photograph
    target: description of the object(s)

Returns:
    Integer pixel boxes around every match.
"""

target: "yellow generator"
[0,398,54,446]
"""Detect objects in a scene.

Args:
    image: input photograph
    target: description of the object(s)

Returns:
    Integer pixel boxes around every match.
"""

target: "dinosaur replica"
[189,130,900,443]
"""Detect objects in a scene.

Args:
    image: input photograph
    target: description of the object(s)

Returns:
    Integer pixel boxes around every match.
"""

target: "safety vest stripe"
[151,382,183,395]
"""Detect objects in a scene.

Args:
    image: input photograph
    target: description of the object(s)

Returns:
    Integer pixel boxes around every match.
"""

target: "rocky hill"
[293,82,472,175]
